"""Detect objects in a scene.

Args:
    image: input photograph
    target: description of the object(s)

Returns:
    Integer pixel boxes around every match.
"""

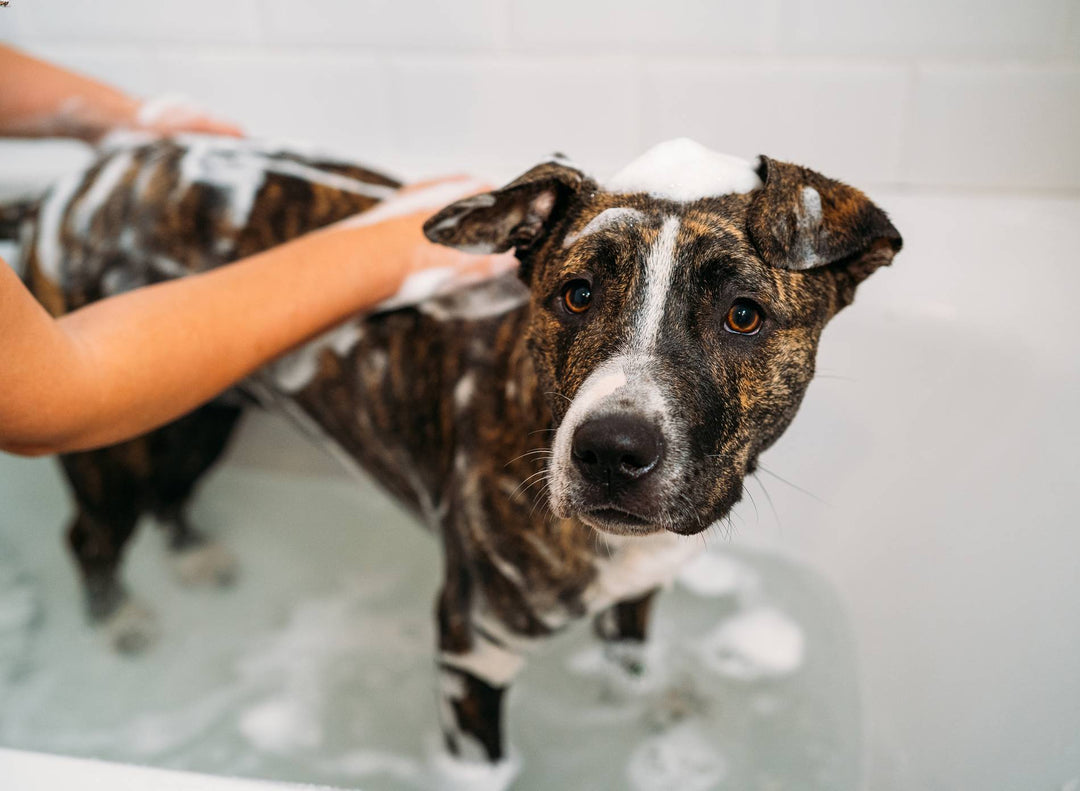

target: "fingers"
[334,177,495,231]
[149,115,245,138]
[134,94,244,138]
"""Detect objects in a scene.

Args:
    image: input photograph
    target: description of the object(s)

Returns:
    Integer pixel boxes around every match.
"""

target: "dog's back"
[20,135,400,317]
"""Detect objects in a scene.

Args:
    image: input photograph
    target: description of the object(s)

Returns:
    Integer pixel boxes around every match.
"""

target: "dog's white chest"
[585,532,704,613]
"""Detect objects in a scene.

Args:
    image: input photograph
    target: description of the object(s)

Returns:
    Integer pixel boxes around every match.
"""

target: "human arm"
[0,44,242,141]
[0,183,514,456]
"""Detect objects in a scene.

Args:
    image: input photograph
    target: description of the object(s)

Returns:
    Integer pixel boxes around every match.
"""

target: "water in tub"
[0,428,859,790]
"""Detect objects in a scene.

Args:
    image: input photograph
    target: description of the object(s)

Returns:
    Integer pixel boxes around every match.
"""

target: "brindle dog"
[13,136,900,770]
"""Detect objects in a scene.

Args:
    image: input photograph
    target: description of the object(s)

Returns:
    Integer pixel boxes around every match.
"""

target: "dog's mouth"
[577,506,660,536]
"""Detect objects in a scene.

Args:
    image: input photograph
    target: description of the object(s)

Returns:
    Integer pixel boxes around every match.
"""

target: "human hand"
[329,175,518,311]
[128,94,244,139]
[47,94,242,144]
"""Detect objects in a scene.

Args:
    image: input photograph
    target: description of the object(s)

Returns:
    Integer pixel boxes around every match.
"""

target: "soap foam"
[607,138,761,202]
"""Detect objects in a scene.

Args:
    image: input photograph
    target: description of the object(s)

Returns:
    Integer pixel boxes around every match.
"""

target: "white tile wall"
[777,0,1075,59]
[507,0,775,54]
[4,0,263,45]
[390,54,641,180]
[641,61,908,185]
[904,65,1080,190]
[260,0,505,51]
[1,0,1078,192]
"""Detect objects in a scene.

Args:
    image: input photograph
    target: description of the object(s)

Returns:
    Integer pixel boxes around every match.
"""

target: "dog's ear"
[423,159,589,260]
[747,156,902,305]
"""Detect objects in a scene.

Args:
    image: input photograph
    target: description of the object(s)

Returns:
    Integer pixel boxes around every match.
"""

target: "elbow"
[0,439,62,457]
[0,425,84,456]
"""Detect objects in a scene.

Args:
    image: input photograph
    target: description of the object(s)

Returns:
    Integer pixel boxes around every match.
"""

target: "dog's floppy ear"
[423,158,589,260]
[747,156,902,304]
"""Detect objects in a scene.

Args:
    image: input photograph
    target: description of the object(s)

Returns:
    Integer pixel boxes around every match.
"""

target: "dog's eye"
[725,300,763,335]
[562,280,593,314]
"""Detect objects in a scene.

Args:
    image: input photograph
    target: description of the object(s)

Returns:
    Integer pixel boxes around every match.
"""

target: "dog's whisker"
[757,463,829,505]
[503,448,553,468]
[509,468,551,501]
[752,473,782,530]
[544,391,573,405]
[814,374,856,382]
[741,482,760,525]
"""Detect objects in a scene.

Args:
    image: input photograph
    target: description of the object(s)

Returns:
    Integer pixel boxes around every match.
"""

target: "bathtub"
[1,189,1078,791]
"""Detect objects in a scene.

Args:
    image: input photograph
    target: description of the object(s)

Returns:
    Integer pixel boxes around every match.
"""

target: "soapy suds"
[677,550,757,599]
[70,151,135,235]
[696,606,805,681]
[34,170,86,281]
[267,321,365,394]
[607,138,761,202]
[562,207,645,248]
[337,178,489,230]
[627,721,728,791]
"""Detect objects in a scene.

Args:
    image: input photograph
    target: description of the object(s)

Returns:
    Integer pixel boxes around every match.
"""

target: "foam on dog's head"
[605,138,762,201]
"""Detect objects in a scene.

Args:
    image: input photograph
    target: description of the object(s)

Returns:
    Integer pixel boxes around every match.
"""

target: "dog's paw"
[171,540,238,588]
[426,745,521,791]
[102,598,159,655]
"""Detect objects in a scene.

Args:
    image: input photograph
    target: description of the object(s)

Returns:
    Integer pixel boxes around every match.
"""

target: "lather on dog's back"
[13,134,901,773]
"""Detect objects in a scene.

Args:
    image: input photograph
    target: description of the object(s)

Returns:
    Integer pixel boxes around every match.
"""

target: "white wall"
[1,0,1078,191]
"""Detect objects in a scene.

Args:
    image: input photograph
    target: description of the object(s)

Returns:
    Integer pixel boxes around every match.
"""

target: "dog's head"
[425,139,901,537]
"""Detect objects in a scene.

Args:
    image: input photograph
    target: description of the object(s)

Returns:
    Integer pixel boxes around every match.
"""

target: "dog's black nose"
[572,414,662,488]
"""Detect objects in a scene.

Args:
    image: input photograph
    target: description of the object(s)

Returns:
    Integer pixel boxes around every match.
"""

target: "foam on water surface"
[696,606,805,681]
[0,455,861,791]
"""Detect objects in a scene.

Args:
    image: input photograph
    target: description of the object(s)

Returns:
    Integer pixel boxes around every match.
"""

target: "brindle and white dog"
[10,135,901,771]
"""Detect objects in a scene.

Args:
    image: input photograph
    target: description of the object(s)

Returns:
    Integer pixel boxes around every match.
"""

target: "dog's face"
[426,140,900,536]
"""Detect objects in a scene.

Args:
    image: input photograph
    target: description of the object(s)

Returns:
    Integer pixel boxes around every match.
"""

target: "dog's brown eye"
[562,280,593,314]
[725,300,763,335]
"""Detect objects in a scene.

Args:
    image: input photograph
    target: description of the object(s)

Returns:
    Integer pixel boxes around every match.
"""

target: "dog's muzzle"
[572,413,662,490]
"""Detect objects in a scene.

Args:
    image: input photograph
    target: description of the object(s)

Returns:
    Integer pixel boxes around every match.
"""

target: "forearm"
[0,224,405,456]
[0,44,138,141]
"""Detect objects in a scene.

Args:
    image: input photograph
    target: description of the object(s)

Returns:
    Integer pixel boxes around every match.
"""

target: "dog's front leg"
[434,581,523,769]
[592,589,659,677]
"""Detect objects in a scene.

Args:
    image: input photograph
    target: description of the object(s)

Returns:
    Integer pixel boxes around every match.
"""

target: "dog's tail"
[0,197,38,242]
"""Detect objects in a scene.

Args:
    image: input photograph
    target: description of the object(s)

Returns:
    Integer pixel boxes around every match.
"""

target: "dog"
[9,134,901,771]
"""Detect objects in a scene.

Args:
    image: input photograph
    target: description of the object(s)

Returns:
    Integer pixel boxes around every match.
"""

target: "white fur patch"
[634,215,681,352]
[607,138,761,202]
[562,207,645,248]
[440,635,524,687]
[789,185,825,270]
[586,532,703,614]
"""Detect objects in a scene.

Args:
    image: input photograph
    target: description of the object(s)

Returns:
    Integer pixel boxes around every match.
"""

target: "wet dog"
[11,135,900,771]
